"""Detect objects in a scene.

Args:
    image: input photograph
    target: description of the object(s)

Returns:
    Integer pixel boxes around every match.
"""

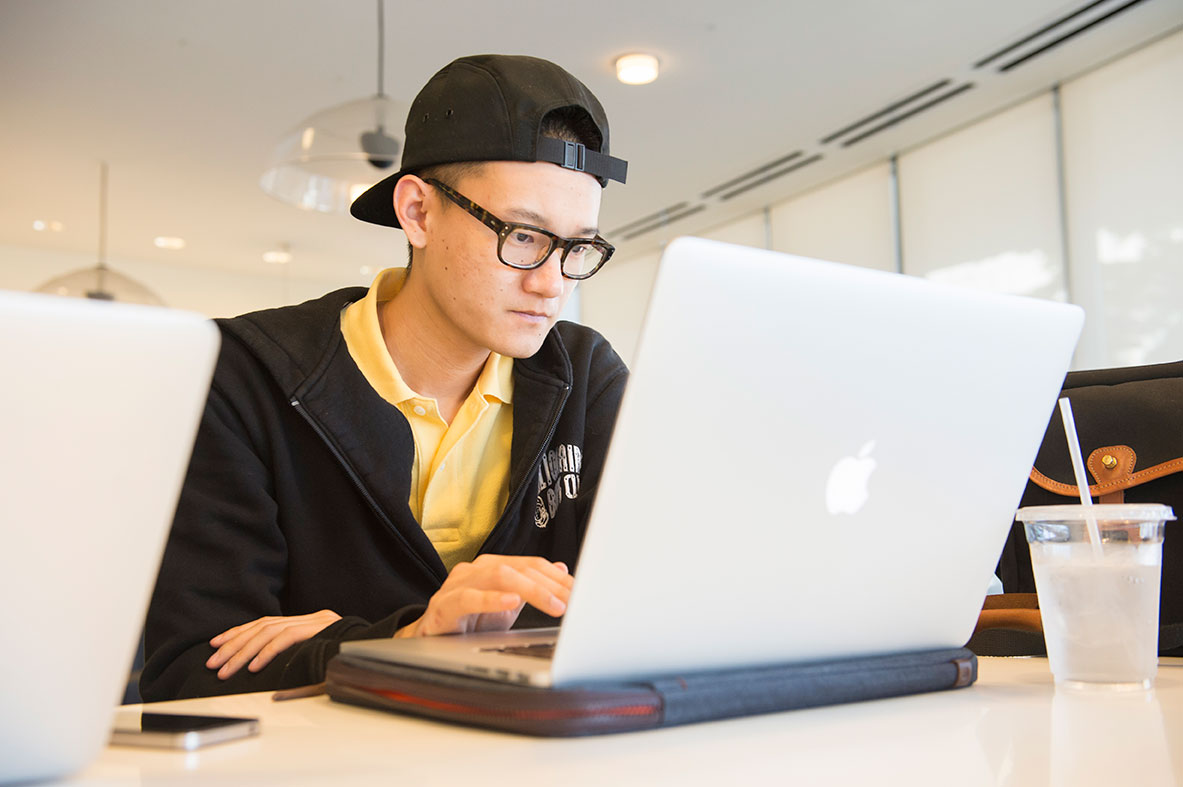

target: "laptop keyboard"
[482,642,556,660]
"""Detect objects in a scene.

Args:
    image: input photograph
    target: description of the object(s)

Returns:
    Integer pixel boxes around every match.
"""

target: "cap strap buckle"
[561,141,586,172]
[535,136,628,184]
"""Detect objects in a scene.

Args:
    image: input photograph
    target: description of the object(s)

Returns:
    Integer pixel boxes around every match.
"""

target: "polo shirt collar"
[358,267,514,406]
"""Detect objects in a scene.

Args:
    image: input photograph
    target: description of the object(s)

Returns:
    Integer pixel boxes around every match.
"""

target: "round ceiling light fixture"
[34,162,164,306]
[615,53,660,85]
[260,0,406,214]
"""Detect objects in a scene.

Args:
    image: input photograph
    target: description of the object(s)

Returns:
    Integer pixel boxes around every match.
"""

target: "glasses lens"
[500,227,553,268]
[561,241,609,278]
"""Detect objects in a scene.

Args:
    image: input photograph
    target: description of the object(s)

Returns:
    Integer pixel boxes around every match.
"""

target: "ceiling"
[2,0,1181,287]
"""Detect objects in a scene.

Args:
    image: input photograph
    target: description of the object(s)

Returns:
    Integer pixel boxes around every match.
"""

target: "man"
[141,54,629,700]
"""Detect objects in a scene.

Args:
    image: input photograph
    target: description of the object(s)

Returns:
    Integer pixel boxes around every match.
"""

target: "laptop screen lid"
[548,237,1082,684]
[339,237,1082,688]
[0,291,218,784]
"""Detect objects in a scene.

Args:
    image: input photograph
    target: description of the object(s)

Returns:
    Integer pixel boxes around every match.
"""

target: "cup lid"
[1015,503,1175,522]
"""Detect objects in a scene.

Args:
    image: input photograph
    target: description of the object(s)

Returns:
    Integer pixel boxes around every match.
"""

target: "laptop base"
[326,647,977,737]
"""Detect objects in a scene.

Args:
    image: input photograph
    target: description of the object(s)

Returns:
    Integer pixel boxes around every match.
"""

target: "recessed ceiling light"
[32,220,64,232]
[615,53,660,85]
[359,265,373,276]
[154,236,186,250]
[263,244,293,265]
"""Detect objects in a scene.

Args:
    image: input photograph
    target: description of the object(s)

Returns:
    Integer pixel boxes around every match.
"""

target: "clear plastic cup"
[1016,504,1174,690]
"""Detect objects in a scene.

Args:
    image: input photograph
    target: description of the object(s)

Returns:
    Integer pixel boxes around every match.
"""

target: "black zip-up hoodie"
[141,287,627,701]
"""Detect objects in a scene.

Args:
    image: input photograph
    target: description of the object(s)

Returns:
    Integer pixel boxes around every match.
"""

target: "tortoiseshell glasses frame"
[425,178,614,280]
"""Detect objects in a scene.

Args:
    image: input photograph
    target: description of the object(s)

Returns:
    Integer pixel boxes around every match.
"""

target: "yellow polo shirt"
[340,268,514,572]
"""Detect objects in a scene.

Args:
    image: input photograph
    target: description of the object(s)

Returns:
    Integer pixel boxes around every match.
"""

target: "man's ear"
[393,175,432,250]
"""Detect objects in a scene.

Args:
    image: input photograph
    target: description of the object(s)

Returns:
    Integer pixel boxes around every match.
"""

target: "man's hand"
[205,609,342,680]
[203,556,571,676]
[398,555,572,638]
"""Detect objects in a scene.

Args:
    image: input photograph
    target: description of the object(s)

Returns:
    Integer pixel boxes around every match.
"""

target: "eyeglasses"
[426,178,614,280]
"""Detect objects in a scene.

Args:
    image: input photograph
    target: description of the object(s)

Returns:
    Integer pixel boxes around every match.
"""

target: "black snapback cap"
[350,54,628,229]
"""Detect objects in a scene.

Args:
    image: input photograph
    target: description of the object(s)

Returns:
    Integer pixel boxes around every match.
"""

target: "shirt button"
[412,405,427,416]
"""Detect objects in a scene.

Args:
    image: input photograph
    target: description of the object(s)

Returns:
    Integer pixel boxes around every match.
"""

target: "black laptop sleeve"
[325,647,977,737]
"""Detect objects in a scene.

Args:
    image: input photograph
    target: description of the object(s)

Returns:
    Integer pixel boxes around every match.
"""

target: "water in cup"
[1017,504,1173,690]
[1031,542,1159,687]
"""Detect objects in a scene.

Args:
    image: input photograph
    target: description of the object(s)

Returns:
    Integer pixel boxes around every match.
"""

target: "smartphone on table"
[110,711,260,750]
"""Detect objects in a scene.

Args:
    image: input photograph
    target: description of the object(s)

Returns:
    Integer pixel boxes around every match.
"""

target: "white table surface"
[62,657,1183,786]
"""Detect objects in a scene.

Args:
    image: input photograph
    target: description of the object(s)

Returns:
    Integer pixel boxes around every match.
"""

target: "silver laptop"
[0,291,218,784]
[342,236,1083,687]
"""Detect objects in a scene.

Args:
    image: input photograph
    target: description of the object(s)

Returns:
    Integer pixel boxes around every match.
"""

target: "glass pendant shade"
[260,95,406,214]
[36,264,164,306]
[34,162,165,307]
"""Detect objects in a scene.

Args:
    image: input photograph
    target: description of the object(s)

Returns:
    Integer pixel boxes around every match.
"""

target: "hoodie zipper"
[290,397,444,581]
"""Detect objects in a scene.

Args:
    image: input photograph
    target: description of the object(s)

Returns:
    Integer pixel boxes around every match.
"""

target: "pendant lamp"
[35,162,165,306]
[260,0,406,214]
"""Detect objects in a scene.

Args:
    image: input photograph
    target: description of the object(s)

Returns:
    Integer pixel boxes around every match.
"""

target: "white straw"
[1058,397,1103,557]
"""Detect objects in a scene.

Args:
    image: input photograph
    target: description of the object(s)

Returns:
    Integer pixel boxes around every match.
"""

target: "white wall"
[897,93,1065,301]
[579,249,661,366]
[700,212,768,249]
[583,29,1183,373]
[0,245,366,318]
[1060,31,1183,368]
[771,162,896,272]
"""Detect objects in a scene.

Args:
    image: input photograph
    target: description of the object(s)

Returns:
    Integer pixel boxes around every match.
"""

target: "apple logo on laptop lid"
[825,441,877,515]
